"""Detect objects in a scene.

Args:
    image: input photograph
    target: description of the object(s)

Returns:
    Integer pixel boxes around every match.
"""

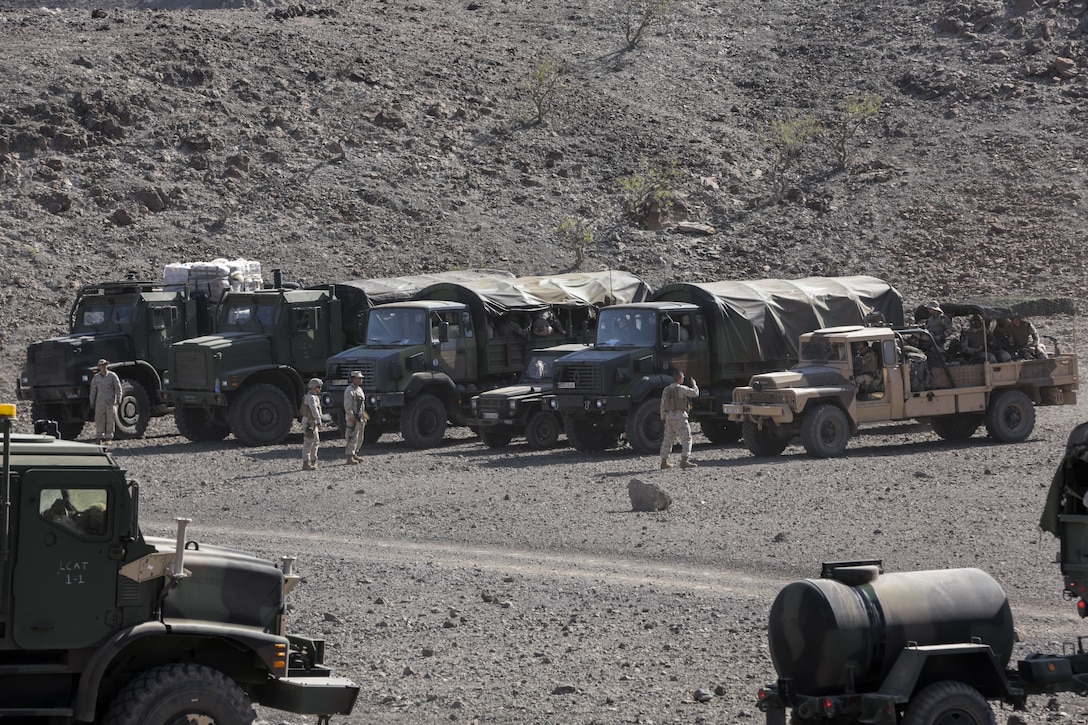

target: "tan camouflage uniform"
[302,386,323,470]
[658,372,699,469]
[88,365,122,446]
[343,376,367,463]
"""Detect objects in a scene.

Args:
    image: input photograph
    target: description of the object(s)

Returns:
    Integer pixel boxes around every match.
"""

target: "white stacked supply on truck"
[163,258,263,309]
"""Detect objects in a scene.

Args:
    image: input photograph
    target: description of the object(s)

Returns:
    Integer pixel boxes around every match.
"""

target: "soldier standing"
[88,359,122,449]
[659,369,700,470]
[301,378,323,471]
[343,370,368,464]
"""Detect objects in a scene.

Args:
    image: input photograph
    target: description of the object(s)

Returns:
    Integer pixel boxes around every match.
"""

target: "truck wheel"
[985,388,1035,443]
[402,393,448,448]
[525,410,561,450]
[115,379,151,439]
[931,414,981,441]
[230,384,294,446]
[32,401,83,440]
[564,415,619,452]
[701,418,742,444]
[800,404,850,458]
[174,406,230,442]
[102,662,256,725]
[901,680,994,725]
[742,421,789,457]
[479,426,513,448]
[625,398,664,454]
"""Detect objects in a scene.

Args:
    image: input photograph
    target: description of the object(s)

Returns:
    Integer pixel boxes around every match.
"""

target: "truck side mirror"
[667,321,681,344]
[439,321,450,343]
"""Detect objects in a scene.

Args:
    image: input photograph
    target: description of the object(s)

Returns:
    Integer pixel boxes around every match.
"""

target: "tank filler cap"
[821,560,883,586]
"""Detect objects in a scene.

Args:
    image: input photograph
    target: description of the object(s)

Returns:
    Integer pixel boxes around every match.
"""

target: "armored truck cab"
[18,280,212,440]
[0,404,357,723]
[545,276,904,454]
[325,270,649,448]
[163,285,346,446]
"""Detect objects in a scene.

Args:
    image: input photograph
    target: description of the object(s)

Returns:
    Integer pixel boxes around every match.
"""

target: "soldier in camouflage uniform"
[659,369,700,470]
[301,378,323,471]
[343,370,368,464]
[1008,316,1045,359]
[88,358,122,449]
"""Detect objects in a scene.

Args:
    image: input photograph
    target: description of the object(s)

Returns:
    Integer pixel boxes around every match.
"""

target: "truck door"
[852,339,896,423]
[13,470,120,649]
[145,302,183,371]
[432,310,475,381]
[290,305,330,373]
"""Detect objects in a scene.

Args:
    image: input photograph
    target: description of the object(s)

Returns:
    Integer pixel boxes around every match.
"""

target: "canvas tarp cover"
[516,270,651,308]
[652,276,904,365]
[330,270,514,322]
[415,270,650,317]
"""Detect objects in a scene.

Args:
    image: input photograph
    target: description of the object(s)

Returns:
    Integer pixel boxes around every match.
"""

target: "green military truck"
[18,279,214,440]
[544,276,905,454]
[470,343,590,449]
[324,270,650,448]
[0,402,357,723]
[756,424,1088,724]
[163,270,509,446]
[724,299,1078,458]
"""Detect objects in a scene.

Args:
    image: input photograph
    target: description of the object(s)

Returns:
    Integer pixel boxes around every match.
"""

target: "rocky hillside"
[1,0,1085,396]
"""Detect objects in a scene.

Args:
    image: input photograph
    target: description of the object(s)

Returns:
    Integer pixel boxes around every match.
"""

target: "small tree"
[556,218,595,269]
[618,160,682,226]
[620,0,676,49]
[828,92,884,170]
[765,116,822,202]
[523,54,565,125]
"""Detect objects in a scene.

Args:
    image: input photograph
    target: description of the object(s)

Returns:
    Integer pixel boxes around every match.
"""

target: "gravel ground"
[111,367,1087,725]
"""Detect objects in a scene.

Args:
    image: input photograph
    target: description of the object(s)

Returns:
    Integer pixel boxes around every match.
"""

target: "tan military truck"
[724,300,1079,458]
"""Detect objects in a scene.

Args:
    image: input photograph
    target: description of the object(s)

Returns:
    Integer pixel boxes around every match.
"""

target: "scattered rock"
[628,477,671,512]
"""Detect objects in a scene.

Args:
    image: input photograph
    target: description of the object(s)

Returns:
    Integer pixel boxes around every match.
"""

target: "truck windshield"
[800,339,847,363]
[73,301,134,332]
[220,297,279,332]
[367,308,427,346]
[597,309,657,348]
[525,354,554,382]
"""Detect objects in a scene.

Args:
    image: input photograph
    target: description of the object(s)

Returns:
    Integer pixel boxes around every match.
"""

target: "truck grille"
[329,359,376,389]
[475,397,507,415]
[555,363,603,394]
[173,348,210,389]
[31,346,70,385]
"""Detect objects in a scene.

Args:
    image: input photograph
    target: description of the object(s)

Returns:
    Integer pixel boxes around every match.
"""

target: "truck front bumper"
[722,403,793,423]
[162,390,228,407]
[258,674,359,716]
[545,394,631,414]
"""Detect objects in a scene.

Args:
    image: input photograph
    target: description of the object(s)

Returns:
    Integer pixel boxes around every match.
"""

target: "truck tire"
[402,393,448,448]
[625,398,664,454]
[701,418,742,444]
[479,426,513,448]
[115,379,151,439]
[230,383,294,446]
[102,662,257,725]
[901,680,994,725]
[32,401,83,440]
[174,406,230,442]
[742,421,789,457]
[525,410,561,450]
[984,388,1035,443]
[800,404,850,458]
[564,415,620,452]
[931,414,982,441]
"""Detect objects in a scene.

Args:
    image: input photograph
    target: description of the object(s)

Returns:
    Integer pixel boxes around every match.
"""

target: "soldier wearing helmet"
[301,378,323,471]
[343,370,368,464]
